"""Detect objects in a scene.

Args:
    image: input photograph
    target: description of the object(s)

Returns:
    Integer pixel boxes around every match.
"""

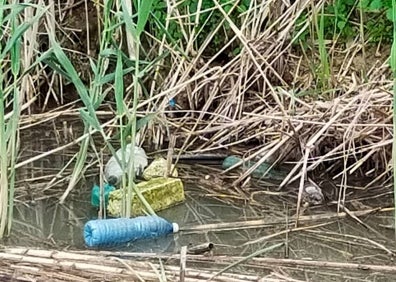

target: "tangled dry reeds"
[140,0,394,197]
[5,0,393,205]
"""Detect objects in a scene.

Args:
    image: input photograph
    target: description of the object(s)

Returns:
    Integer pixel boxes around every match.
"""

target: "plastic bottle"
[83,216,179,247]
[104,144,148,186]
[222,155,288,180]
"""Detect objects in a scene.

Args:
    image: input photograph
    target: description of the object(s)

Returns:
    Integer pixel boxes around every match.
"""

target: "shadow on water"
[3,123,396,280]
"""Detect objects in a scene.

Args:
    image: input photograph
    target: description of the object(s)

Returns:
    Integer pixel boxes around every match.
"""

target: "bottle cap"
[172,222,179,233]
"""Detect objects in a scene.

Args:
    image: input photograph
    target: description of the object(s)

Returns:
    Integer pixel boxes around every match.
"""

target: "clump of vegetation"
[295,0,393,44]
[1,0,395,245]
[0,3,47,239]
[149,0,250,55]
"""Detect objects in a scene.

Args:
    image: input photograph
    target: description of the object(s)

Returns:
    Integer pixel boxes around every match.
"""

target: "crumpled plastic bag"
[104,144,148,186]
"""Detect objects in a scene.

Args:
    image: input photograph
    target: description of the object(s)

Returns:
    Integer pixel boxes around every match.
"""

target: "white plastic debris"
[303,181,324,206]
[105,144,148,186]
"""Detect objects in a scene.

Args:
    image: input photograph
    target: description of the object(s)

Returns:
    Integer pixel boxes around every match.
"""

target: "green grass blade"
[0,87,7,238]
[318,5,329,88]
[0,1,5,24]
[114,51,127,195]
[99,66,135,85]
[49,38,101,130]
[0,5,47,60]
[115,51,126,116]
[42,55,73,80]
[79,110,100,128]
[1,3,28,22]
[121,0,137,38]
[136,113,156,131]
[10,36,21,75]
[7,85,20,235]
[136,0,153,36]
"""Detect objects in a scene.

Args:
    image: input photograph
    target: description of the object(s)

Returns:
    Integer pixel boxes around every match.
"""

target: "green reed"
[316,4,330,89]
[0,45,7,239]
[0,3,46,238]
[120,0,155,217]
[41,0,156,216]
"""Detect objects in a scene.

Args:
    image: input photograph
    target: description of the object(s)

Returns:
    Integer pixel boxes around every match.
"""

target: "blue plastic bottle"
[84,216,179,247]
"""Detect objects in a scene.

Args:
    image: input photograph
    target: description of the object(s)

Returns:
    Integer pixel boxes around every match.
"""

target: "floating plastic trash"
[169,98,176,107]
[222,155,288,180]
[90,183,115,208]
[302,181,324,206]
[142,157,178,180]
[105,144,148,186]
[107,177,185,217]
[83,216,179,247]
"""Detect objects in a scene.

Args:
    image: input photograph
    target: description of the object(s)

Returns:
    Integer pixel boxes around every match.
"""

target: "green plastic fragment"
[222,155,288,181]
[107,177,185,217]
[91,183,116,208]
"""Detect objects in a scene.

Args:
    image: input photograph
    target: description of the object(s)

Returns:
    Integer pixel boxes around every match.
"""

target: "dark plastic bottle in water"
[84,216,179,247]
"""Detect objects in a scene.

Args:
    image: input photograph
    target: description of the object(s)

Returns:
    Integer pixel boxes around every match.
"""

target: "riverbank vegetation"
[0,0,395,243]
[0,1,396,280]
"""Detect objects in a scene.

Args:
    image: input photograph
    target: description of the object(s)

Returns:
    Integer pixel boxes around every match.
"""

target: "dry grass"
[137,0,393,206]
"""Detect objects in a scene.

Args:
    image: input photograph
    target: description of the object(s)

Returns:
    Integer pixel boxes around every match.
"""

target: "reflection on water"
[6,180,396,259]
[5,180,396,281]
[9,189,94,248]
[7,184,268,255]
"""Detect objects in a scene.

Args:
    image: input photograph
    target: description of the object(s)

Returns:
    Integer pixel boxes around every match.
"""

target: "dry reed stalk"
[0,247,265,282]
[142,2,388,174]
[179,206,391,233]
[4,246,396,281]
[184,255,396,274]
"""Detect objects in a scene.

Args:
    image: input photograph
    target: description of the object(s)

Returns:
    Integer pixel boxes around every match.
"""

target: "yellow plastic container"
[107,177,185,217]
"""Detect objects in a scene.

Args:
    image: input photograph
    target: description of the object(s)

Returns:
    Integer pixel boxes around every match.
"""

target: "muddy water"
[7,187,261,252]
[6,177,396,280]
[4,124,396,280]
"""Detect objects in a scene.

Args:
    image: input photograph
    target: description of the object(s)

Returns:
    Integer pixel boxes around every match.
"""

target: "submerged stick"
[179,207,392,233]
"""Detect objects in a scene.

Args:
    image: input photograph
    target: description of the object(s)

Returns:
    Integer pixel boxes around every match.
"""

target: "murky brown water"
[3,124,396,281]
[6,179,396,280]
